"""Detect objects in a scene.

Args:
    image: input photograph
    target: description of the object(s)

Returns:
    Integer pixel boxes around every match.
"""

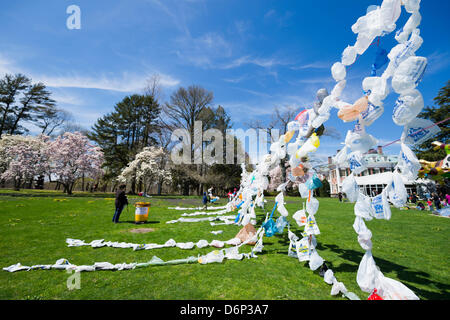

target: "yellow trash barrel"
[134,202,150,223]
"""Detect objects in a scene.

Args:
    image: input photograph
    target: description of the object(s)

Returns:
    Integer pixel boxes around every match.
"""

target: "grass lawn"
[0,189,449,300]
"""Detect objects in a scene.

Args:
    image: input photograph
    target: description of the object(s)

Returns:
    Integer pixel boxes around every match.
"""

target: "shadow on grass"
[319,242,450,300]
[118,220,160,225]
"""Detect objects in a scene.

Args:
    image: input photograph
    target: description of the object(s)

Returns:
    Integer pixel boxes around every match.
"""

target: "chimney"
[377,145,383,155]
[328,156,333,165]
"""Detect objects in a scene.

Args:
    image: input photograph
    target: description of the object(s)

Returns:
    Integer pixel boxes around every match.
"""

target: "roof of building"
[354,171,433,186]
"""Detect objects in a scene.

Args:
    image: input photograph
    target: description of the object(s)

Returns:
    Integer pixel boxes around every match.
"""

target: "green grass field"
[0,189,449,300]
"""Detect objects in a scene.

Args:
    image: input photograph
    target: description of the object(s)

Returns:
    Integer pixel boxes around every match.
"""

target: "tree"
[89,94,161,193]
[118,146,171,194]
[0,73,59,138]
[0,135,49,190]
[163,85,214,195]
[48,132,104,195]
[0,74,30,137]
[413,81,449,161]
[35,107,72,136]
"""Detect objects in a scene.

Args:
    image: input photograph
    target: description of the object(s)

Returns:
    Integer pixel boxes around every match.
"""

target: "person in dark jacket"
[113,184,128,223]
[202,192,208,210]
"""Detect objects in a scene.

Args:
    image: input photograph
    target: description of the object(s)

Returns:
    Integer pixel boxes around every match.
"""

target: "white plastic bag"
[357,250,380,293]
[331,62,346,81]
[388,172,408,208]
[309,250,324,271]
[306,196,319,215]
[298,183,309,198]
[347,151,367,174]
[392,56,428,94]
[342,46,357,66]
[293,208,307,227]
[342,174,359,202]
[392,89,424,126]
[198,250,225,264]
[295,237,311,262]
[401,117,441,146]
[374,273,420,300]
[371,190,392,220]
[305,214,320,235]
[397,143,421,180]
[345,130,377,153]
[354,193,374,220]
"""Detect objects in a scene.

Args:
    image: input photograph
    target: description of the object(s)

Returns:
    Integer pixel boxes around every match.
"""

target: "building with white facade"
[327,146,419,197]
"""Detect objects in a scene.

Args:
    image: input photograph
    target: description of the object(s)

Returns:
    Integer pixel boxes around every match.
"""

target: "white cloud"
[221,55,287,69]
[0,53,180,92]
[175,32,233,67]
[291,61,330,70]
[39,72,179,92]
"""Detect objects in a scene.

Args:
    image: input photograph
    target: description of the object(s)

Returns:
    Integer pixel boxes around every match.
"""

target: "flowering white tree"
[48,132,104,194]
[118,146,171,194]
[0,134,50,190]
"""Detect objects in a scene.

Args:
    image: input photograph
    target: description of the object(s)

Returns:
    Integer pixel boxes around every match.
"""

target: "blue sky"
[0,0,449,162]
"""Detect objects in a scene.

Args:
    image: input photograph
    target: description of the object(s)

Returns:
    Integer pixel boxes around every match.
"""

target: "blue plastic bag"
[305,173,322,190]
[371,47,388,76]
[262,202,278,237]
[275,216,288,234]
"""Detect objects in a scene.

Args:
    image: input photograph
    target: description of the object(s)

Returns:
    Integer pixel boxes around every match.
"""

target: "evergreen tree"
[413,81,449,161]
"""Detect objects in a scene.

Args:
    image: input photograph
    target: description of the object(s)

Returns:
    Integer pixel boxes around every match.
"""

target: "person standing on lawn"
[113,184,128,223]
[202,192,208,210]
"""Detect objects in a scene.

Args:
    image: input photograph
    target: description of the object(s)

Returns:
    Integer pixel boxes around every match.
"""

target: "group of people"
[411,192,450,212]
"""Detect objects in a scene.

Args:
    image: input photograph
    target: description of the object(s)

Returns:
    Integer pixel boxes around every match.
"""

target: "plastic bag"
[354,193,374,220]
[342,46,358,66]
[395,12,421,43]
[305,173,322,190]
[293,208,307,227]
[397,143,421,180]
[198,250,225,264]
[353,216,370,235]
[390,31,423,67]
[392,56,428,94]
[333,146,349,166]
[298,183,309,198]
[357,229,373,250]
[371,190,391,220]
[401,117,441,146]
[345,130,377,153]
[306,196,319,215]
[357,250,380,293]
[296,133,320,158]
[305,214,320,235]
[275,192,289,217]
[392,89,424,126]
[348,151,367,174]
[295,237,311,262]
[338,96,369,122]
[360,102,384,126]
[309,250,324,271]
[362,76,389,104]
[404,0,421,14]
[374,273,420,300]
[275,216,288,234]
[388,172,407,208]
[331,62,346,81]
[342,174,360,202]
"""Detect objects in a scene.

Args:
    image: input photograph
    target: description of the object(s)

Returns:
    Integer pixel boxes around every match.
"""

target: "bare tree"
[35,108,72,136]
